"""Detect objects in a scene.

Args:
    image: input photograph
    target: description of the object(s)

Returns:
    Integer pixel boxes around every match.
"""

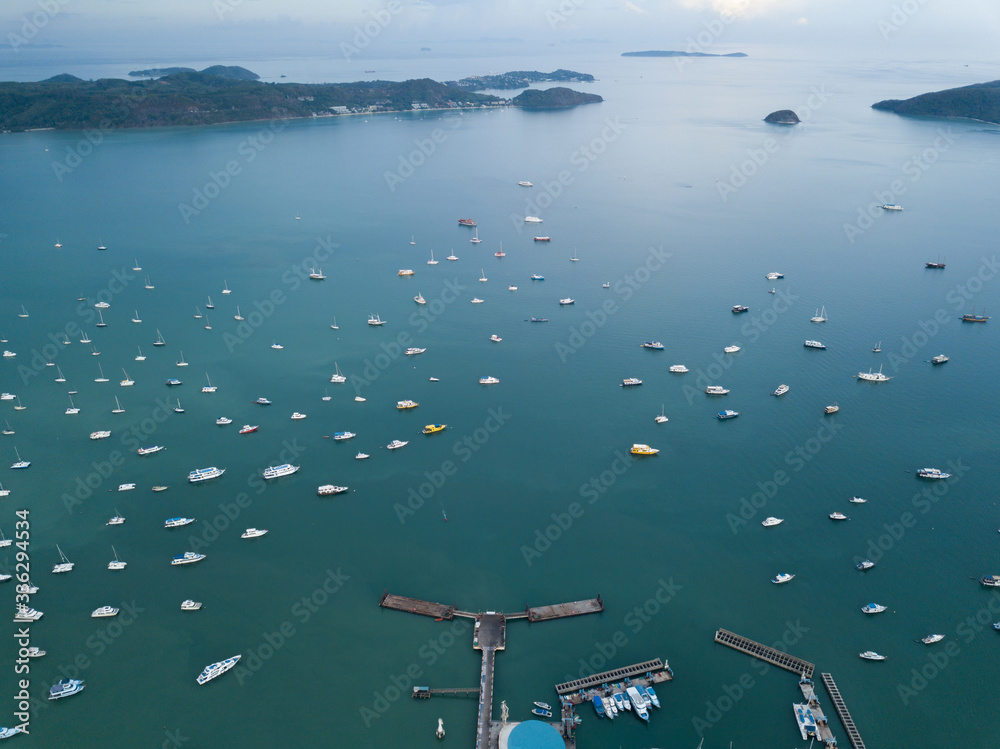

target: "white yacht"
[405,347,426,355]
[334,432,356,441]
[524,216,543,223]
[479,376,500,385]
[916,467,951,479]
[270,342,283,350]
[330,363,347,383]
[196,655,242,685]
[355,452,369,460]
[559,298,575,305]
[803,340,826,349]
[471,298,484,304]
[386,440,408,450]
[172,551,205,565]
[262,464,299,480]
[705,385,729,395]
[52,545,74,574]
[723,345,741,353]
[318,485,349,496]
[810,306,827,323]
[490,334,502,342]
[216,416,232,425]
[164,517,195,528]
[861,603,887,614]
[518,181,532,187]
[90,430,111,440]
[857,366,891,382]
[669,365,689,373]
[188,466,225,483]
[772,384,789,396]
[922,634,945,644]
[859,651,886,660]
[829,511,849,521]
[181,600,203,610]
[762,517,784,527]
[290,412,307,420]
[91,606,119,618]
[241,528,268,539]
[772,573,795,584]
[14,606,43,622]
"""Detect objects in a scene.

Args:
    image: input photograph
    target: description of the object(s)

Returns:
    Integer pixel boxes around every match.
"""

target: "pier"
[714,628,815,677]
[555,658,672,699]
[821,673,867,749]
[412,686,479,698]
[797,675,837,747]
[528,596,603,622]
[379,592,455,620]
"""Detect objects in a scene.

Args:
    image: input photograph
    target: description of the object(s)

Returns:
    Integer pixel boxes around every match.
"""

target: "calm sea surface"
[1,52,999,748]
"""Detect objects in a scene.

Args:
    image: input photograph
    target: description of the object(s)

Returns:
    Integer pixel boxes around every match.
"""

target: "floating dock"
[797,676,837,747]
[555,658,672,699]
[527,596,603,622]
[821,673,867,749]
[379,592,455,620]
[714,628,815,677]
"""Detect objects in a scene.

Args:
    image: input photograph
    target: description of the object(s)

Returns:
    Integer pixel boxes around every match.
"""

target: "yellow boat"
[630,443,659,456]
[422,424,447,434]
[396,400,419,410]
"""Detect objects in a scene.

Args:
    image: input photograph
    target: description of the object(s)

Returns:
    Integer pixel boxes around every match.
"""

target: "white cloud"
[676,0,796,19]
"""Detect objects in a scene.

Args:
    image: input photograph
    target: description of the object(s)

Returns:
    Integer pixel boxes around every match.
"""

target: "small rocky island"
[872,79,1000,125]
[622,50,747,57]
[512,87,602,109]
[764,109,800,124]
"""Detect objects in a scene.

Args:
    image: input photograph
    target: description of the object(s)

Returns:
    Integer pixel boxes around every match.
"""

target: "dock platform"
[797,676,837,747]
[821,673,867,749]
[528,596,603,622]
[555,658,672,703]
[714,628,814,677]
[379,592,455,620]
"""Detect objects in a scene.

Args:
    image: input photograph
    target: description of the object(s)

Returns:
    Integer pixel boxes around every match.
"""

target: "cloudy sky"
[2,0,998,62]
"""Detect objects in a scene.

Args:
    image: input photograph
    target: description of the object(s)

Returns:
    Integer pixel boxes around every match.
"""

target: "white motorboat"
[829,511,849,521]
[181,600,202,610]
[164,517,195,528]
[479,376,500,385]
[241,528,268,539]
[262,464,299,480]
[922,634,945,644]
[849,496,867,504]
[524,216,543,223]
[772,573,794,584]
[216,417,232,425]
[318,485,349,496]
[355,452,369,460]
[859,651,886,660]
[772,384,789,396]
[387,440,408,450]
[916,467,951,479]
[290,412,307,420]
[861,603,887,614]
[92,606,119,618]
[705,385,729,395]
[723,345,741,353]
[414,293,426,305]
[669,365,689,373]
[490,334,502,342]
[762,517,784,527]
[857,366,891,382]
[803,340,826,349]
[171,552,205,565]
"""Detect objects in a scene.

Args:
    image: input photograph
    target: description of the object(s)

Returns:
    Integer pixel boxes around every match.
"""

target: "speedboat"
[318,485,349,495]
[290,412,307,420]
[241,528,268,539]
[621,378,642,387]
[118,483,136,491]
[803,340,826,349]
[422,424,447,434]
[262,464,299,480]
[859,651,886,660]
[387,440,408,450]
[471,297,484,304]
[765,272,784,280]
[355,452,369,460]
[979,575,1000,588]
[181,600,202,611]
[716,410,740,419]
[529,317,547,322]
[91,606,119,618]
[166,378,183,387]
[216,417,232,425]
[856,559,875,570]
[669,365,689,373]
[479,376,500,385]
[732,305,749,313]
[396,400,419,409]
[857,366,891,381]
[270,342,284,350]
[640,341,664,350]
[630,444,659,456]
[532,708,552,718]
[861,602,887,614]
[171,552,205,565]
[772,384,789,396]
[931,354,949,364]
[530,274,544,281]
[164,517,195,529]
[137,445,164,455]
[533,701,551,710]
[772,573,794,584]
[829,511,849,521]
[49,678,85,700]
[197,655,242,685]
[849,496,867,504]
[916,467,950,479]
[490,334,502,342]
[188,466,225,483]
[922,634,945,644]
[762,517,783,527]
[334,431,356,441]
[239,424,258,434]
[25,646,45,658]
[723,345,741,353]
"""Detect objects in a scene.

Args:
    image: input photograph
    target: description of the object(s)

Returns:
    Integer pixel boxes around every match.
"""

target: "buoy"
[436,718,445,739]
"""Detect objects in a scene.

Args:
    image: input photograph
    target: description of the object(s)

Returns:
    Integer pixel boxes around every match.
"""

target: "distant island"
[872,79,1000,125]
[622,50,747,58]
[0,69,600,132]
[764,109,800,125]
[128,65,260,80]
[447,69,595,91]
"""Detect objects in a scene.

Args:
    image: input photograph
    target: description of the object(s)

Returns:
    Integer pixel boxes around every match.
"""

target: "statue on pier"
[501,700,509,726]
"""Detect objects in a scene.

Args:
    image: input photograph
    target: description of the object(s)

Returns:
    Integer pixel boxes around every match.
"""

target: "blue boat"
[716,410,740,420]
[49,678,85,700]
[592,694,606,718]
[530,274,544,281]
[642,685,660,708]
[531,708,552,718]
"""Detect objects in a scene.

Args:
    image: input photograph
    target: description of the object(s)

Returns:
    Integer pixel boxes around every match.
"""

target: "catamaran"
[52,545,74,573]
[202,374,217,393]
[330,363,346,383]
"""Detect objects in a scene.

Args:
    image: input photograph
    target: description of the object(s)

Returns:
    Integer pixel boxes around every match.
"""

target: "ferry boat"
[856,559,875,570]
[309,268,326,280]
[762,517,784,527]
[318,485,349,495]
[916,467,951,479]
[859,651,886,660]
[164,517,195,528]
[803,340,826,349]
[330,363,347,383]
[91,606,119,618]
[387,440,408,450]
[181,600,202,611]
[772,384,789,396]
[705,385,729,395]
[241,528,268,539]
[397,400,419,409]
[530,274,544,281]
[669,365,689,373]
[171,552,205,565]
[630,444,659,456]
[197,655,242,685]
[398,269,414,276]
[334,431,356,441]
[216,417,232,425]
[188,466,225,483]
[90,431,111,440]
[458,218,476,226]
[772,573,794,584]
[52,545,74,573]
[14,606,43,622]
[368,314,386,326]
[253,397,272,405]
[829,511,849,521]
[723,345,741,353]
[238,425,258,434]
[861,602,887,614]
[559,298,574,305]
[922,634,945,644]
[931,354,949,364]
[479,376,500,385]
[49,678,85,700]
[716,410,740,420]
[621,378,642,387]
[731,304,749,313]
[961,308,989,322]
[857,366,890,381]
[533,236,551,242]
[524,216,543,223]
[262,464,299,480]
[422,424,447,434]
[490,334,502,342]
[641,341,664,350]
[137,445,164,455]
[879,203,903,211]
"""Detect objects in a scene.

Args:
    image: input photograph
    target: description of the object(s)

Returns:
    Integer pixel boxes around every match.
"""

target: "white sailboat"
[144,276,154,289]
[65,394,80,415]
[96,310,107,327]
[470,228,482,244]
[810,306,827,323]
[54,366,66,383]
[203,314,212,330]
[120,368,134,387]
[18,305,29,318]
[131,309,141,323]
[80,331,91,343]
[234,306,244,321]
[13,397,25,411]
[447,250,459,261]
[409,235,416,245]
[112,396,125,414]
[428,250,438,265]
[52,544,73,573]
[479,268,487,283]
[194,306,202,319]
[108,546,126,570]
[153,329,165,346]
[330,317,339,330]
[202,374,217,393]
[872,341,882,353]
[330,363,347,383]
[95,363,109,383]
[135,346,146,361]
[205,296,214,309]
[11,446,30,468]
[176,351,188,367]
[222,280,232,294]
[132,258,141,271]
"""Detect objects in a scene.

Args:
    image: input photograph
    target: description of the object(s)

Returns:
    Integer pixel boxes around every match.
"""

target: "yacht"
[655,405,668,424]
[518,181,532,187]
[621,378,642,387]
[253,397,272,405]
[979,575,1000,588]
[10,447,29,469]
[508,284,517,291]
[824,403,840,414]
[387,440,408,450]
[849,496,867,504]
[1,420,12,435]
[91,606,119,618]
[765,272,784,280]
[559,298,574,305]
[171,551,205,565]
[52,545,74,573]
[471,297,484,304]
[422,424,446,434]
[861,602,887,614]
[762,517,784,527]
[318,485,349,495]
[153,329,166,346]
[181,600,203,610]
[0,528,9,546]
[355,452,369,460]
[330,363,347,383]
[479,269,487,282]
[724,345,741,353]
[26,646,45,658]
[120,369,134,386]
[856,560,875,570]
[89,431,112,441]
[188,466,225,483]
[427,250,438,266]
[490,334,502,342]
[14,606,43,622]
[262,464,299,480]
[368,314,386,326]
[309,268,326,280]
[570,252,579,261]
[1,350,15,358]
[732,304,749,313]
[203,374,217,393]
[152,486,168,492]
[925,259,946,269]
[829,511,849,521]
[857,366,891,382]
[222,280,231,294]
[396,400,419,409]
[135,346,146,361]
[241,528,268,539]
[716,410,740,420]
[479,376,500,385]
[630,444,659,456]
[524,216,543,223]
[931,354,948,364]
[811,306,827,322]
[922,634,945,644]
[106,511,124,527]
[414,293,426,305]
[530,274,544,281]
[333,431,356,441]
[137,445,164,455]
[469,228,481,245]
[166,379,182,386]
[409,235,416,245]
[398,269,414,276]
[164,517,195,528]
[669,365,689,373]
[144,276,155,290]
[772,573,795,584]
[602,282,610,288]
[879,203,903,211]
[640,341,664,350]
[626,686,650,721]
[271,342,283,350]
[916,467,951,479]
[196,655,242,685]
[131,309,141,323]
[859,651,886,661]
[705,385,729,395]
[772,384,789,396]
[803,340,826,349]
[118,483,136,491]
[49,678,85,700]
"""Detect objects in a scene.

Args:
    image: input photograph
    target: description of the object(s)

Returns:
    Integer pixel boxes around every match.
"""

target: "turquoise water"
[1,54,999,748]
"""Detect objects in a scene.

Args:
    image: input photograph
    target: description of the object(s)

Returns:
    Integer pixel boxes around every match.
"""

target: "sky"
[2,0,999,66]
